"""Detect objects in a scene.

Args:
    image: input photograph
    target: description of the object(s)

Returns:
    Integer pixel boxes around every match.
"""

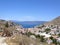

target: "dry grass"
[5,34,41,45]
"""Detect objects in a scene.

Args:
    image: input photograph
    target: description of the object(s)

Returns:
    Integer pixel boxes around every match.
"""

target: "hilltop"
[44,16,60,26]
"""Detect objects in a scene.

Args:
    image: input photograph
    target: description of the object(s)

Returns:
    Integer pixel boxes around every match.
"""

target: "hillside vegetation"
[5,34,40,45]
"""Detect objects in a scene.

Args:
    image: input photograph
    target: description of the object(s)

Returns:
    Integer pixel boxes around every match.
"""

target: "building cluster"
[17,24,60,45]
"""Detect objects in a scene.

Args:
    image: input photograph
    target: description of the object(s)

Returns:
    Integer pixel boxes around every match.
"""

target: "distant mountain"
[12,21,46,28]
[44,16,60,26]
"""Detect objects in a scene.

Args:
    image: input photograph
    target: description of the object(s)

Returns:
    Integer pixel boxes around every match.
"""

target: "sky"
[0,0,60,21]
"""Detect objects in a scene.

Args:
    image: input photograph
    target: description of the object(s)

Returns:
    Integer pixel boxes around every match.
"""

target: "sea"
[13,21,46,28]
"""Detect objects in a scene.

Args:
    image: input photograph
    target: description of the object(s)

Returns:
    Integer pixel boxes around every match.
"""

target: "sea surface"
[13,21,46,28]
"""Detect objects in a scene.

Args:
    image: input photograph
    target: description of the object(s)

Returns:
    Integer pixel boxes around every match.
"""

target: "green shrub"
[36,34,40,38]
[26,32,35,37]
[40,36,45,42]
[5,22,9,27]
[50,36,53,40]
[45,28,51,34]
[58,33,60,37]
[51,38,57,45]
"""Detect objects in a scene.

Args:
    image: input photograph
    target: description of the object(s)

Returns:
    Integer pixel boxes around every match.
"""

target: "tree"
[50,36,53,40]
[50,36,57,45]
[52,39,57,45]
[26,32,34,37]
[36,34,40,38]
[5,22,9,28]
[45,28,51,34]
[58,33,60,37]
[40,36,45,42]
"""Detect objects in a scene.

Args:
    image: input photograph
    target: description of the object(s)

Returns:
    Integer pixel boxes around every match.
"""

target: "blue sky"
[0,0,60,21]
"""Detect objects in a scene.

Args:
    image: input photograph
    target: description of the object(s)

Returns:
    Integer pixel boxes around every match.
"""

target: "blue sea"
[13,21,46,28]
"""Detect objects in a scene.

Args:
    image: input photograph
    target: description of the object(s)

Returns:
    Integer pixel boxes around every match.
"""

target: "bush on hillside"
[36,34,40,38]
[58,33,60,37]
[40,36,45,42]
[5,22,9,28]
[45,28,51,34]
[26,32,35,37]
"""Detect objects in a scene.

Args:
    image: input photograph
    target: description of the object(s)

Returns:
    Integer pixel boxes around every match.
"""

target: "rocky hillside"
[44,16,60,26]
[0,19,23,37]
[0,20,41,45]
[0,20,22,27]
